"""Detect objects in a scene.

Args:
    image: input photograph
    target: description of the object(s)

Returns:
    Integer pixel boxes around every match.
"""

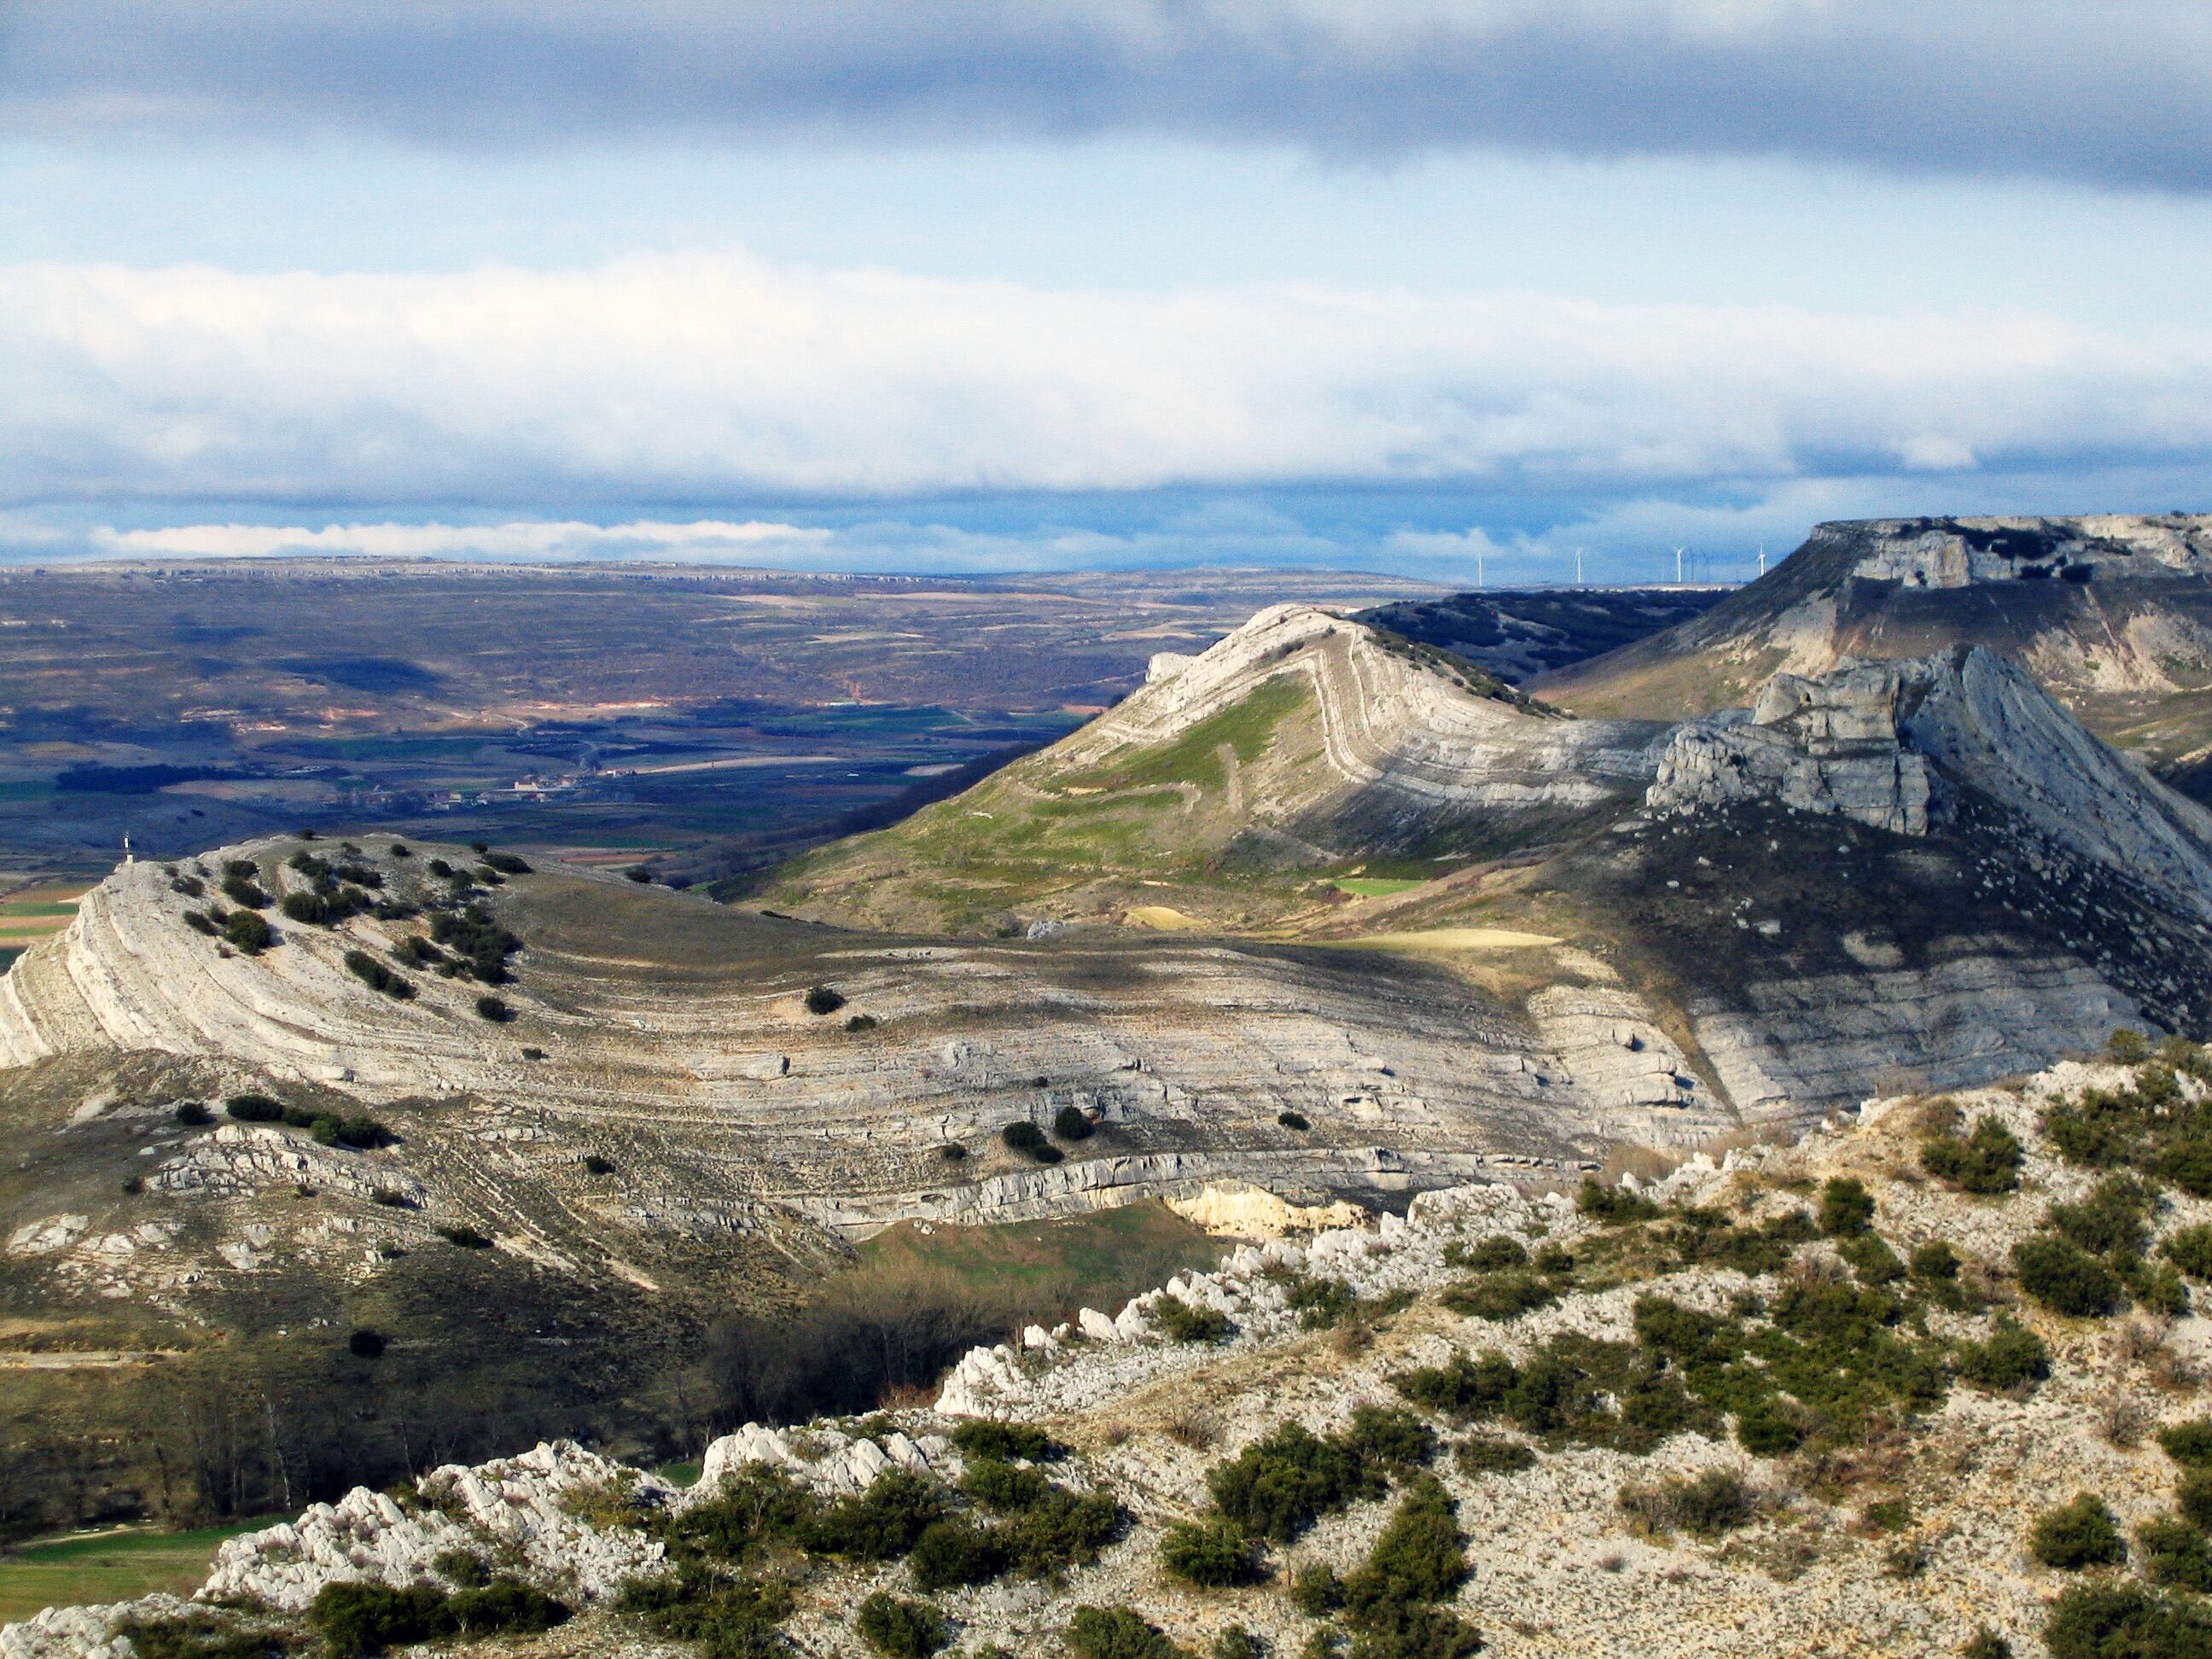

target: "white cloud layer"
[3,252,2209,514]
[8,3,2212,190]
[93,519,828,560]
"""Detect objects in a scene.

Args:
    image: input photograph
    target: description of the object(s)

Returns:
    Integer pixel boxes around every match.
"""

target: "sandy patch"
[1349,927,1560,951]
[1124,905,1206,930]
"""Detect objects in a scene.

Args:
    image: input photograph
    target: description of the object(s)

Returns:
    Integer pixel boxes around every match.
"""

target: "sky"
[4,3,2212,585]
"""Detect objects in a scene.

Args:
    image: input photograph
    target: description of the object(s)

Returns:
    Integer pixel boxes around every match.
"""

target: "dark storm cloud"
[4,2,2209,192]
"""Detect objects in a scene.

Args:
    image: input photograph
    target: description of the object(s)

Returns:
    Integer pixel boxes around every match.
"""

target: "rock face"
[1650,660,1935,835]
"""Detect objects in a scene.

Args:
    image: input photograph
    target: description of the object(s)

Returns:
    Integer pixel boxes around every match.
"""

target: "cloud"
[3,252,2209,516]
[5,3,2210,190]
[92,518,828,560]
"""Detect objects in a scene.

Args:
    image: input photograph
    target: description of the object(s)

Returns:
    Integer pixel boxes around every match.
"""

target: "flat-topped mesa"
[1831,513,2212,589]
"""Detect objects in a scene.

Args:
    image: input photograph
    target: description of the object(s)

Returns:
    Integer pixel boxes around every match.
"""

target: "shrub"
[183,910,217,936]
[371,1187,411,1208]
[1154,1295,1231,1344]
[1617,1470,1755,1540]
[428,905,521,982]
[1959,1629,2011,1659]
[387,842,410,858]
[2029,1494,2127,1569]
[625,866,654,883]
[1160,1516,1260,1586]
[1278,1111,1310,1131]
[226,1093,283,1122]
[1954,1318,2052,1390]
[938,1144,966,1161]
[1212,1630,1262,1659]
[1921,1117,2026,1194]
[854,1592,947,1659]
[112,1612,282,1659]
[951,1421,1057,1463]
[2181,1470,2212,1531]
[1440,1272,1557,1321]
[347,1329,387,1359]
[426,859,453,877]
[2016,1236,2126,1317]
[174,1101,212,1126]
[474,994,512,1022]
[804,984,846,1016]
[2049,1174,2156,1260]
[480,851,532,875]
[846,1013,878,1032]
[2157,1419,2212,1468]
[1819,1177,1875,1237]
[1053,1104,1094,1141]
[1734,1398,1807,1457]
[307,1582,446,1659]
[2163,1225,2212,1281]
[521,1046,545,1060]
[169,873,205,899]
[801,1470,946,1560]
[2044,1580,2212,1659]
[960,1459,1049,1513]
[1840,1234,1906,1285]
[2139,1516,2212,1592]
[1577,1179,1661,1224]
[1910,1239,1963,1282]
[1066,1607,1185,1659]
[907,1516,1003,1591]
[1342,1476,1465,1615]
[280,891,329,924]
[995,1486,1122,1579]
[1391,1351,1517,1423]
[1290,1564,1344,1615]
[617,1568,794,1657]
[221,874,269,910]
[1453,1435,1536,1477]
[1344,1406,1435,1473]
[1206,1422,1382,1542]
[2109,1028,2155,1063]
[443,1579,568,1638]
[469,841,490,854]
[436,1224,493,1249]
[1287,1276,1359,1330]
[343,949,416,1000]
[1000,1119,1062,1163]
[583,1154,615,1175]
[222,910,272,953]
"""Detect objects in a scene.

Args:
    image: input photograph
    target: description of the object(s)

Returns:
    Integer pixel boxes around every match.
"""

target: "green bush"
[221,874,270,910]
[347,1329,386,1359]
[960,1459,1049,1513]
[1617,1470,1755,1540]
[1287,1277,1359,1330]
[443,1579,568,1638]
[907,1516,1004,1591]
[1278,1111,1310,1131]
[480,851,532,876]
[1154,1295,1231,1344]
[802,1470,946,1560]
[2029,1494,2127,1569]
[174,1101,212,1126]
[1000,1120,1062,1163]
[1343,1406,1435,1473]
[1840,1234,1906,1285]
[1289,1564,1343,1615]
[280,891,329,924]
[436,1223,493,1249]
[1446,1236,1528,1272]
[112,1613,282,1659]
[2044,1580,2212,1659]
[1819,1177,1875,1237]
[1734,1397,1807,1457]
[1212,1629,1262,1659]
[1958,1627,2011,1659]
[583,1154,614,1175]
[343,949,416,1001]
[222,910,272,953]
[2050,1175,2156,1260]
[1053,1104,1094,1141]
[307,1582,446,1658]
[2164,1225,2212,1281]
[2157,1419,2212,1469]
[1206,1422,1381,1543]
[951,1421,1057,1462]
[2016,1235,2127,1317]
[2181,1470,2212,1531]
[226,1093,283,1122]
[1921,1117,2026,1194]
[1391,1352,1517,1422]
[854,1592,947,1659]
[2139,1516,2212,1592]
[1577,1179,1660,1223]
[1452,1435,1535,1477]
[183,910,217,936]
[474,993,511,1022]
[616,1567,794,1659]
[1954,1318,2052,1390]
[804,984,846,1015]
[1440,1272,1557,1321]
[1066,1607,1185,1659]
[993,1486,1121,1578]
[1910,1239,1963,1282]
[1341,1477,1465,1615]
[1159,1516,1260,1586]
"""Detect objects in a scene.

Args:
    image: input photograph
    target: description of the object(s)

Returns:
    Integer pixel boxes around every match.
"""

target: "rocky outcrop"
[1648,660,1934,835]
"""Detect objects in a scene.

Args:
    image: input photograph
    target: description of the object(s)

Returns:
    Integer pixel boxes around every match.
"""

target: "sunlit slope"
[765,603,1666,934]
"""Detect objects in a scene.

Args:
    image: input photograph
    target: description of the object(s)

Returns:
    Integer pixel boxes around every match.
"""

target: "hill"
[1534,515,2212,800]
[14,1041,2212,1659]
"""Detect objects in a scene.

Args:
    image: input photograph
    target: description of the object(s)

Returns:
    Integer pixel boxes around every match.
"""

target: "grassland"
[0,1521,267,1621]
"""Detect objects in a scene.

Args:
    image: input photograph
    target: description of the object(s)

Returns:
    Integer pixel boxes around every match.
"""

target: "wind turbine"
[1674,546,1685,585]
[1575,547,1583,586]
[1758,544,1767,578]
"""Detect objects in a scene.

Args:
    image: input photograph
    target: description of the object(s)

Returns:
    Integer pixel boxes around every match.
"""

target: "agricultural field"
[0,1521,266,1621]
